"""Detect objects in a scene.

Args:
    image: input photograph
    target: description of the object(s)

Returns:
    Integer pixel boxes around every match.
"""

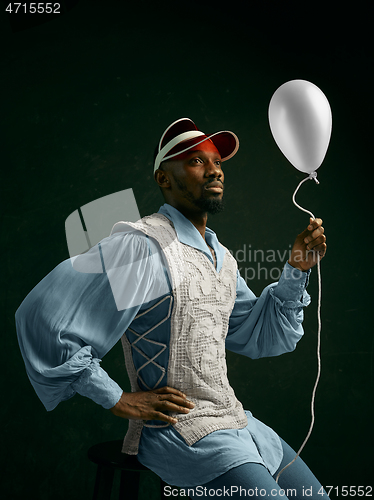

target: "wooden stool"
[87,439,169,499]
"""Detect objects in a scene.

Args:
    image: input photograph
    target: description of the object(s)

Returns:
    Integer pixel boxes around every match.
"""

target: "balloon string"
[291,171,319,219]
[275,172,322,484]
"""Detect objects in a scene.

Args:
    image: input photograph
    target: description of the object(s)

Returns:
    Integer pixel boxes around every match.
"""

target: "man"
[16,118,327,498]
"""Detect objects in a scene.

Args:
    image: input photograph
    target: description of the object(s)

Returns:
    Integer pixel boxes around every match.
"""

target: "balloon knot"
[309,171,320,184]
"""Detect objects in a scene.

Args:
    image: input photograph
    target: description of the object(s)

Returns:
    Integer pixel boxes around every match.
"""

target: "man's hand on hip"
[109,386,195,424]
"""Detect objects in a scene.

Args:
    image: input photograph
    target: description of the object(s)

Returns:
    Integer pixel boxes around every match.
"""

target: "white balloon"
[268,80,332,174]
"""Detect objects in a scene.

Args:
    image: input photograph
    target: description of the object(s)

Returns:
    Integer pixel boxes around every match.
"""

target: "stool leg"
[119,470,140,500]
[92,464,115,500]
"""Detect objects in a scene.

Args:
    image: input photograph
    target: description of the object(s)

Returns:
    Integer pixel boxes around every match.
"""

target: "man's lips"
[204,181,224,192]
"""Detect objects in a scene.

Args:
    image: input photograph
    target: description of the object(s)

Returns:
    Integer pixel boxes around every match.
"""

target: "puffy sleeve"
[225,262,311,359]
[15,230,169,411]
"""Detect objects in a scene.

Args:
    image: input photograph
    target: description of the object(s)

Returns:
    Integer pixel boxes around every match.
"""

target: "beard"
[193,195,225,215]
[174,177,225,215]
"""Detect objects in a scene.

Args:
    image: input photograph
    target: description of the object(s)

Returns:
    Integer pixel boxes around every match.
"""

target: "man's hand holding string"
[288,217,327,272]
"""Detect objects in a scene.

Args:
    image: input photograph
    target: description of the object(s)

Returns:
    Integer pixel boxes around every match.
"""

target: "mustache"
[204,180,224,189]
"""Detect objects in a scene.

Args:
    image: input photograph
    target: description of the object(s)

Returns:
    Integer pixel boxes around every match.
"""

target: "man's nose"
[206,160,223,177]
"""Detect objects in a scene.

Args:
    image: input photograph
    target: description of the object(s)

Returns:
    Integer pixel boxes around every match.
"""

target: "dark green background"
[1,1,372,498]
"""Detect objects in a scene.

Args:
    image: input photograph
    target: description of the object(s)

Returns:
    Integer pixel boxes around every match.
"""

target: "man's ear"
[154,168,171,189]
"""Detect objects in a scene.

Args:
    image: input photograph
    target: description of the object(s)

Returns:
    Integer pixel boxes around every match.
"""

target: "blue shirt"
[15,203,311,486]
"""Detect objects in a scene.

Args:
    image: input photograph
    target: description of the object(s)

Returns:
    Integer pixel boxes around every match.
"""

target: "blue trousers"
[188,438,329,499]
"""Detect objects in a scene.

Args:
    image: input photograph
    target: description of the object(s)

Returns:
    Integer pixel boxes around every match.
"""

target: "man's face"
[162,147,225,215]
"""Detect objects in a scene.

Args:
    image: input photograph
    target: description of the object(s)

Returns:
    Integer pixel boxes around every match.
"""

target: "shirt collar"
[157,203,225,272]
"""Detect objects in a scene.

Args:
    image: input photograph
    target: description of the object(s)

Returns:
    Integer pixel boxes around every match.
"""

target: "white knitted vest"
[116,213,248,454]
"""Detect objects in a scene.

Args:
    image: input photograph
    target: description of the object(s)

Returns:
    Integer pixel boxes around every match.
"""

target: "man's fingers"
[301,220,324,245]
[299,220,322,240]
[310,226,324,238]
[148,392,195,424]
[153,386,195,407]
[110,388,195,423]
[308,217,323,231]
[289,217,327,270]
[158,393,195,409]
[156,398,192,414]
[304,228,325,245]
[153,386,187,398]
[152,386,195,412]
[305,234,326,251]
[151,411,179,424]
[306,240,327,257]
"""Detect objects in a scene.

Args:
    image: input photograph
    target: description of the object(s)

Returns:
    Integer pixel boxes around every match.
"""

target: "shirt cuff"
[71,358,123,409]
[271,261,311,305]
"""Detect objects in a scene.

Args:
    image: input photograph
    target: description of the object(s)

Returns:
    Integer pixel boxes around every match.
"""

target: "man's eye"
[191,158,202,164]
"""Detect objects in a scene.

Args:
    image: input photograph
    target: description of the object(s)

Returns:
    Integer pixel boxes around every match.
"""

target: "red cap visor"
[167,137,221,162]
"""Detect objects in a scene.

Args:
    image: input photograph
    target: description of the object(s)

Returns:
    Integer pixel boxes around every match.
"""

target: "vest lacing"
[126,294,173,429]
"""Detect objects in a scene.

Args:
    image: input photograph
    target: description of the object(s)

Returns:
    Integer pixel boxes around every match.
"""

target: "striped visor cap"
[154,118,239,173]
